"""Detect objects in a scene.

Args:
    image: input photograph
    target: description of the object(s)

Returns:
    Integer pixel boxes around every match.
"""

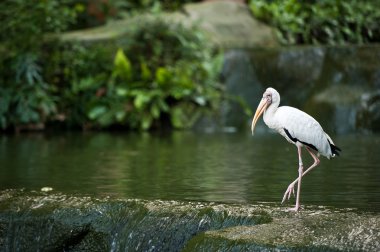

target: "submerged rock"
[0,190,379,251]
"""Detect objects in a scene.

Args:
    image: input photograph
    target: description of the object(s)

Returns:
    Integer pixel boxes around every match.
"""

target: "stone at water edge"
[183,208,380,251]
[1,190,379,251]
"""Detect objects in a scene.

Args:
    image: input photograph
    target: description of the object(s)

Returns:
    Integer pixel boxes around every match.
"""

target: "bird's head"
[251,87,280,135]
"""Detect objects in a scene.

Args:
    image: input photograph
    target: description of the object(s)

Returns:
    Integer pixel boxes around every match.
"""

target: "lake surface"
[1,131,379,212]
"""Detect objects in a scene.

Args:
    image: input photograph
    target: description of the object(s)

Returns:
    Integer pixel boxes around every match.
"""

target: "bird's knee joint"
[298,165,303,174]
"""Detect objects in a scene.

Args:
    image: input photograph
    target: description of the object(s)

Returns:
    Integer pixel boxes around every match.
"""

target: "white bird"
[251,87,341,211]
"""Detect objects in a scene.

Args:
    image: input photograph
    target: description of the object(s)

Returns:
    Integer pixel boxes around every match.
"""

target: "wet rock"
[313,85,365,106]
[1,190,379,251]
[356,90,380,132]
[220,49,262,129]
[0,190,269,251]
[250,46,326,107]
[308,85,367,134]
[184,207,380,251]
[321,46,380,89]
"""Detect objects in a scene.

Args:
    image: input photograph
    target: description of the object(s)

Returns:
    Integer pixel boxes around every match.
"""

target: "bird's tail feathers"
[325,133,341,157]
[330,143,341,157]
[324,133,334,145]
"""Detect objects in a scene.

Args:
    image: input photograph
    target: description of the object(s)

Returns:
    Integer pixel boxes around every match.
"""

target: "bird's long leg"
[289,145,304,211]
[282,147,320,204]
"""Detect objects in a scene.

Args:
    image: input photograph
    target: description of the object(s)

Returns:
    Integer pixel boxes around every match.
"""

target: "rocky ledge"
[0,190,379,251]
[59,1,277,49]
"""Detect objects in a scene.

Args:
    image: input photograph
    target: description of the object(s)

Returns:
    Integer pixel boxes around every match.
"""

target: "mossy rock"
[1,190,379,251]
[57,1,277,48]
[184,208,380,251]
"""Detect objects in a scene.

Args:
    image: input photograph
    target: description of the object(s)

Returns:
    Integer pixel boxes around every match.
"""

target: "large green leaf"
[88,106,107,120]
[113,48,132,81]
[155,67,172,86]
[134,93,151,110]
[140,62,151,81]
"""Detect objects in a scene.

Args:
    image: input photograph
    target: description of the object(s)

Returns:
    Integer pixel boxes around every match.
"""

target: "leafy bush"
[0,1,222,131]
[68,0,202,29]
[0,0,76,130]
[249,0,380,45]
[56,20,223,130]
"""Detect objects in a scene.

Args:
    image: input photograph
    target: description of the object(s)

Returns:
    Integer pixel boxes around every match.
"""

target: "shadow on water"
[1,131,379,212]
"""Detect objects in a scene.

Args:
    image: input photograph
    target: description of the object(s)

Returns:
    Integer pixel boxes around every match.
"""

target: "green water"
[1,131,379,211]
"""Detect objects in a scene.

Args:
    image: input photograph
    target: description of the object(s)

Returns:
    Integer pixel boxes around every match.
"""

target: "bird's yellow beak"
[251,98,268,135]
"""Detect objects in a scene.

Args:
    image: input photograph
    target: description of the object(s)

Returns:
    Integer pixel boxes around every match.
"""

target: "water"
[0,131,379,212]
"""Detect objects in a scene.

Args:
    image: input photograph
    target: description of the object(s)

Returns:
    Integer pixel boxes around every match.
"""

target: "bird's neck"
[263,102,279,128]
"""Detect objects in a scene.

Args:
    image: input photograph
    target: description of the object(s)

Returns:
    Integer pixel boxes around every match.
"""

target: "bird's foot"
[286,205,301,212]
[281,182,296,204]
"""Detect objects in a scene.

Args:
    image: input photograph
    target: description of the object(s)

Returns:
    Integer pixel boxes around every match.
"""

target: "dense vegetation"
[249,0,380,45]
[0,1,76,131]
[0,0,220,131]
[56,21,223,130]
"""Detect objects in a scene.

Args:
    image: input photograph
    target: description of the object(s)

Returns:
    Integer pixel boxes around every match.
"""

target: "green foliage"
[0,0,77,52]
[0,0,77,130]
[0,53,56,129]
[0,1,221,131]
[57,20,223,130]
[249,0,380,45]
[69,0,201,29]
[113,48,133,81]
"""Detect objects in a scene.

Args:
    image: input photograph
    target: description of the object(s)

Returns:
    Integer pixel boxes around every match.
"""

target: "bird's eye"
[263,93,272,99]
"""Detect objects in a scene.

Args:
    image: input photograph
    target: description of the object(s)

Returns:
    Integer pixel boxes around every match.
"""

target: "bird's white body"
[263,105,333,159]
[251,87,341,211]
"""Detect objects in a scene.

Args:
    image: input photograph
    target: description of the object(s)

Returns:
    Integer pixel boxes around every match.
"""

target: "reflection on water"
[0,131,379,211]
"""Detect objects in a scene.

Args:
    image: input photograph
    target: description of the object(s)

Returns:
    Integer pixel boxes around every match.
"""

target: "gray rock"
[357,90,380,132]
[184,208,380,251]
[0,190,268,251]
[176,1,277,48]
[1,190,379,251]
[220,49,262,129]
[58,1,277,49]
